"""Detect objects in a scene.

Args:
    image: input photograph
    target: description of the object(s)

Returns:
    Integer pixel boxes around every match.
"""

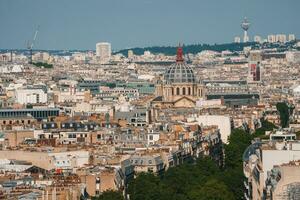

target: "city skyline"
[0,0,299,50]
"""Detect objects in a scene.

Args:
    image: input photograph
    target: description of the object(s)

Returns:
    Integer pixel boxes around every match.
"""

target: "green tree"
[128,173,162,200]
[252,119,277,138]
[224,129,252,169]
[188,179,235,200]
[33,62,53,68]
[276,102,291,128]
[222,128,252,199]
[127,127,272,200]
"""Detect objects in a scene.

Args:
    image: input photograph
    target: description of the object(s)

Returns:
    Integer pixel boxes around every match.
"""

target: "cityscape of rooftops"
[0,0,300,200]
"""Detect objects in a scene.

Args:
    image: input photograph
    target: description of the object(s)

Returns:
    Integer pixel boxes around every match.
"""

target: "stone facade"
[152,46,205,109]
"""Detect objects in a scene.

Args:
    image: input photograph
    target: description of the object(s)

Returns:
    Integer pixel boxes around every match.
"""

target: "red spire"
[176,44,184,62]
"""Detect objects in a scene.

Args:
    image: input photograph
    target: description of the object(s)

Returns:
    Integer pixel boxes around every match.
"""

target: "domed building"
[152,46,205,108]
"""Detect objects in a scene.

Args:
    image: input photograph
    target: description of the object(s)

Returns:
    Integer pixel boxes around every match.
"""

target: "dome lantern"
[164,45,196,84]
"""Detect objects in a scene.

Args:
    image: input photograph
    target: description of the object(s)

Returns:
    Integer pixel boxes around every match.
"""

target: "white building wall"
[15,89,47,104]
[96,42,111,62]
[192,115,231,143]
[49,150,89,168]
[286,51,300,63]
[147,133,160,145]
[262,148,300,183]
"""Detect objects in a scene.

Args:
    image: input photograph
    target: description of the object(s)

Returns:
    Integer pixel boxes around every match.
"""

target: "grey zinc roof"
[130,155,163,166]
[164,62,196,83]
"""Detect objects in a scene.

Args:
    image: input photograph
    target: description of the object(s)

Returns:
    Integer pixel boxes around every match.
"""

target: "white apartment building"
[128,50,134,58]
[267,34,295,43]
[54,88,90,103]
[254,35,262,43]
[15,88,47,104]
[234,36,241,43]
[0,150,89,171]
[32,52,50,62]
[275,34,287,43]
[187,115,231,143]
[243,133,300,200]
[96,42,111,63]
[265,162,300,199]
[267,35,276,43]
[288,34,296,41]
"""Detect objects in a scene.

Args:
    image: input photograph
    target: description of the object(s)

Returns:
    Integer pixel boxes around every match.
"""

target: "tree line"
[94,119,277,200]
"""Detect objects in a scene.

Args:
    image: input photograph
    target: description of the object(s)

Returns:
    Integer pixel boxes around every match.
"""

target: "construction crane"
[27,25,40,64]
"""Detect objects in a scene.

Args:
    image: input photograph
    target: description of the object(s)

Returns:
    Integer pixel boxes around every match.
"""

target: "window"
[182,88,186,95]
[36,94,40,103]
[188,87,191,95]
[176,88,180,95]
[148,167,153,172]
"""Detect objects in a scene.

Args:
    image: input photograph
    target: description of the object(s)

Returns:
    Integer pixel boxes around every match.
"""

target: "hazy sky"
[0,0,299,50]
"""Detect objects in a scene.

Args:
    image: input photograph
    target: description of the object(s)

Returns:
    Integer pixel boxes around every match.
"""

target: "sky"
[0,0,299,50]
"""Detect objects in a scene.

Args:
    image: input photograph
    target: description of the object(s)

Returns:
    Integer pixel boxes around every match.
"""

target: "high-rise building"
[234,36,241,43]
[128,50,134,59]
[288,34,296,42]
[268,35,276,43]
[248,50,262,82]
[276,34,287,43]
[96,42,111,63]
[241,17,250,43]
[254,35,262,43]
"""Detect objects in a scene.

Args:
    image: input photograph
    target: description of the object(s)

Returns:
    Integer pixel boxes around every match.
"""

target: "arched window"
[171,88,174,95]
[176,87,180,95]
[182,87,186,95]
[188,87,191,95]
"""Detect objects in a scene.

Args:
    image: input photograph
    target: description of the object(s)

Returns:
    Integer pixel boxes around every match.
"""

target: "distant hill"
[115,42,259,56]
[1,40,297,56]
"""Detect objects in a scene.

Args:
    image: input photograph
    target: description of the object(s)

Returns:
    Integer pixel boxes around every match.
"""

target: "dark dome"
[164,62,195,83]
[164,45,196,83]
